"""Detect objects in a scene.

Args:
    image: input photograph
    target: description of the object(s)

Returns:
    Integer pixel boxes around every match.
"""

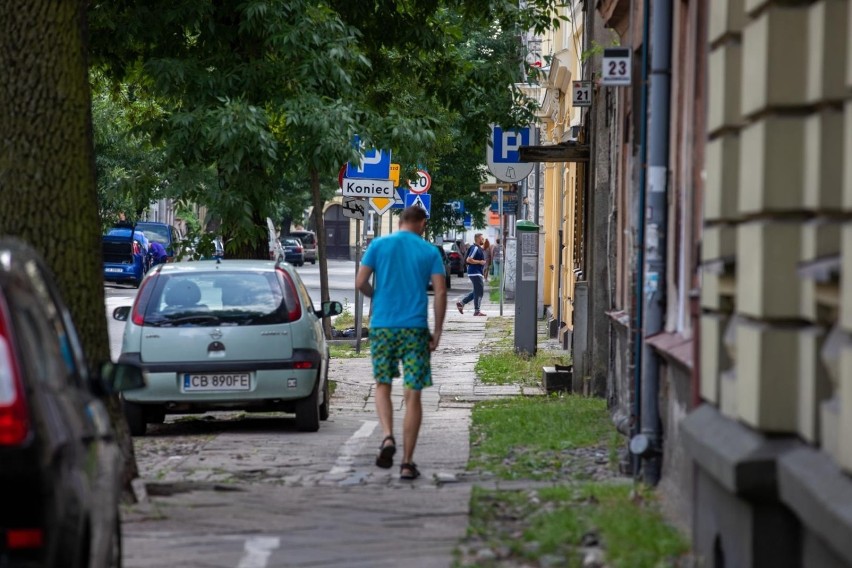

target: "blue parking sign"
[491,126,531,163]
[346,145,391,179]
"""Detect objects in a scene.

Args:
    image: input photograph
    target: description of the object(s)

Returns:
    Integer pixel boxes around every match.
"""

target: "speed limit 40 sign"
[407,170,431,194]
[573,81,592,107]
[601,48,631,86]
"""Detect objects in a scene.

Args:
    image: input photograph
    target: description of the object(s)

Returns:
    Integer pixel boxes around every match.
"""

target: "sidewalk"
[122,287,522,567]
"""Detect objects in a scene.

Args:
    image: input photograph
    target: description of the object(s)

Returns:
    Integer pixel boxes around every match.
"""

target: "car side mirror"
[317,300,343,319]
[94,361,146,396]
[113,306,131,321]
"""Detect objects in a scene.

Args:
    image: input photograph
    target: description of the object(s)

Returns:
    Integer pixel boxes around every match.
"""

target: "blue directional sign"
[391,187,408,209]
[346,146,391,179]
[404,192,431,218]
[449,200,465,214]
[463,213,472,228]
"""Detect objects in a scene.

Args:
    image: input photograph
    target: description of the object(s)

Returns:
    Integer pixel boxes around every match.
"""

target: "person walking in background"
[482,238,492,280]
[355,206,447,481]
[456,233,487,316]
[492,238,503,280]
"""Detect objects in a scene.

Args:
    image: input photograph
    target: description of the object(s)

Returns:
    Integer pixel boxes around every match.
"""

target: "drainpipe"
[633,0,673,486]
[630,0,652,478]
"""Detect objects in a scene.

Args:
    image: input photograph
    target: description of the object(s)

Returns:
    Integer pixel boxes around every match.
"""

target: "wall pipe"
[637,0,673,486]
[630,0,652,479]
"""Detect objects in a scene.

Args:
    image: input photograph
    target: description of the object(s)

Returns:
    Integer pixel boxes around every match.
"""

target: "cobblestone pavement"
[122,284,529,567]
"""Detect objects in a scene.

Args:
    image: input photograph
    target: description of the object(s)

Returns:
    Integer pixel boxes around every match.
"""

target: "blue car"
[280,237,305,266]
[135,221,181,260]
[102,227,150,287]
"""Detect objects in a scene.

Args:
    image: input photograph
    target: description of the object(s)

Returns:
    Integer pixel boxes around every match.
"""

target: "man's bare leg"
[402,388,422,464]
[375,382,394,441]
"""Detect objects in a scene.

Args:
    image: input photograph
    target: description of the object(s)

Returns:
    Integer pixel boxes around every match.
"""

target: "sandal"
[375,435,396,469]
[399,462,421,480]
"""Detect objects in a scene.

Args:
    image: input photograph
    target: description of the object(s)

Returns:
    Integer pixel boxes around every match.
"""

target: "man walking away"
[356,206,447,480]
[456,233,487,316]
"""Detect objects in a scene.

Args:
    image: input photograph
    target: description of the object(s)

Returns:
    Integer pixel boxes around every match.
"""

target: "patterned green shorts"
[369,327,432,390]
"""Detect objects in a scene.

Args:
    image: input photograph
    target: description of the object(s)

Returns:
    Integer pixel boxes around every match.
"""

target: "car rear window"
[136,223,171,245]
[139,272,294,326]
[292,232,315,245]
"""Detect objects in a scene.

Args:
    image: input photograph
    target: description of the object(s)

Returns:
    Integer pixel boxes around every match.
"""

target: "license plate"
[105,267,123,273]
[183,373,251,392]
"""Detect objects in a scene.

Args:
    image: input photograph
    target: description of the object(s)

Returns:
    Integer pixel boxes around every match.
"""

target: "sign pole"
[499,186,504,317]
[354,218,363,354]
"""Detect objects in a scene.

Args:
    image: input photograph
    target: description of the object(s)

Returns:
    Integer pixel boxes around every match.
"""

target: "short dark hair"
[400,206,427,224]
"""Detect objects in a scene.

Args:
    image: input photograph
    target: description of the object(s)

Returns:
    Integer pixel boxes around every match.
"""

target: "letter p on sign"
[501,132,521,160]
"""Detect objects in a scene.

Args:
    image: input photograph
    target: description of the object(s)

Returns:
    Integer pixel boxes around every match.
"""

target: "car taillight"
[131,272,158,326]
[293,361,313,369]
[0,296,30,446]
[276,268,302,321]
[296,247,303,253]
[6,528,44,549]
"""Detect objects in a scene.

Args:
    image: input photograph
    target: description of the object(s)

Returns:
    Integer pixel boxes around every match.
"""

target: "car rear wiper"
[160,314,222,326]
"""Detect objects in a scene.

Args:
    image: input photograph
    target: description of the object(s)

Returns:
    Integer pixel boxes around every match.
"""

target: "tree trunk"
[310,168,332,339]
[0,0,139,497]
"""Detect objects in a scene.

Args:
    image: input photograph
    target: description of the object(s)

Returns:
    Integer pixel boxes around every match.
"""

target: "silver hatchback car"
[113,260,342,435]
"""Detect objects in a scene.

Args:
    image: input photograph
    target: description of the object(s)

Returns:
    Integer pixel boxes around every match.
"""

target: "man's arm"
[356,265,374,297]
[429,273,446,351]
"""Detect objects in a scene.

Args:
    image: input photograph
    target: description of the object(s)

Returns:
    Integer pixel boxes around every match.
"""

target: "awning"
[519,142,590,162]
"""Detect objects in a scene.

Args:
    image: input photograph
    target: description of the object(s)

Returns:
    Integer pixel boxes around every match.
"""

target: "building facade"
[530,0,852,564]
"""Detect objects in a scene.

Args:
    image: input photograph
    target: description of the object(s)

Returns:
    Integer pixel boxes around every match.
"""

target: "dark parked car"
[0,239,145,568]
[280,237,305,266]
[442,242,465,277]
[288,230,317,264]
[135,221,181,261]
[428,245,452,291]
[103,227,150,287]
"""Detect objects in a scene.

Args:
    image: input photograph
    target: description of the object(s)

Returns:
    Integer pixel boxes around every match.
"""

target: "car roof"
[156,260,284,274]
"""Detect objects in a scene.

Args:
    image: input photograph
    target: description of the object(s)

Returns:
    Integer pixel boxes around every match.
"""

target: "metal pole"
[637,0,673,486]
[499,186,504,316]
[354,217,363,354]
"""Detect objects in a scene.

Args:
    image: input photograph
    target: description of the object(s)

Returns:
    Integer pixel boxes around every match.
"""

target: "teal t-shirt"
[361,231,445,328]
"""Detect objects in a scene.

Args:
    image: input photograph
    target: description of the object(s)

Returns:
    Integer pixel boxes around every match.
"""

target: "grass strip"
[468,395,610,479]
[463,484,690,567]
[328,343,369,359]
[475,350,570,386]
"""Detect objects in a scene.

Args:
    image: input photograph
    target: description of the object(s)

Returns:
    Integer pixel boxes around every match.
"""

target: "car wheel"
[122,399,147,436]
[146,405,166,424]
[446,274,451,289]
[295,380,320,432]
[311,259,316,265]
[108,514,122,568]
[457,270,464,278]
[132,278,141,288]
[319,374,330,421]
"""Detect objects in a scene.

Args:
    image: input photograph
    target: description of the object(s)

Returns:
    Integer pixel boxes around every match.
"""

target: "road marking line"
[237,536,280,568]
[328,420,377,475]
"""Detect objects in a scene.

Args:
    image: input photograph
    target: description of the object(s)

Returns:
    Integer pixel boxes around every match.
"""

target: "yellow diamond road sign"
[370,197,393,215]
